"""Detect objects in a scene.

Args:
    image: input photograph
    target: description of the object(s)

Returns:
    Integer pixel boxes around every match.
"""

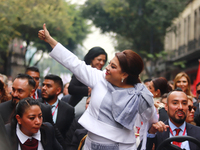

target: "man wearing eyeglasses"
[25,66,42,99]
[141,89,200,150]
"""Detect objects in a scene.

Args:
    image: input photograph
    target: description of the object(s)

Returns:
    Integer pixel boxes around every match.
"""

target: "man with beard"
[144,89,200,150]
[0,74,53,124]
[39,74,74,141]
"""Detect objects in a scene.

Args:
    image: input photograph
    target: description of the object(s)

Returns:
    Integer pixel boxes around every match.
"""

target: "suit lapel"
[40,126,48,150]
[157,121,170,146]
[55,101,61,125]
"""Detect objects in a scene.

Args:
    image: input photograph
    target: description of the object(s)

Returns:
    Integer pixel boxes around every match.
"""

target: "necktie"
[172,128,181,147]
[33,93,36,99]
[20,138,38,150]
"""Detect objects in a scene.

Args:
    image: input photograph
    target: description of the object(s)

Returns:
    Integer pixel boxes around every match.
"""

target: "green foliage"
[81,0,189,55]
[173,61,186,68]
[0,0,89,68]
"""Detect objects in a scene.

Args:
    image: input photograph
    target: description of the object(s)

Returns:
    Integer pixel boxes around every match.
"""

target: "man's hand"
[148,121,169,134]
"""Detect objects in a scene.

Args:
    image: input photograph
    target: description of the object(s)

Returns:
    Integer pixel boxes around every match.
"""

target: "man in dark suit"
[144,89,200,150]
[40,74,75,140]
[25,66,42,99]
[0,74,53,124]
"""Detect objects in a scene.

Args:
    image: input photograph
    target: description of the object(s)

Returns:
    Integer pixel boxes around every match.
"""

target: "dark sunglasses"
[188,105,197,111]
[197,90,200,94]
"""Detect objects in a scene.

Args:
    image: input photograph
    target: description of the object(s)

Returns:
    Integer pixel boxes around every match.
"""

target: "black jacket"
[145,121,200,150]
[5,122,63,150]
[68,75,89,107]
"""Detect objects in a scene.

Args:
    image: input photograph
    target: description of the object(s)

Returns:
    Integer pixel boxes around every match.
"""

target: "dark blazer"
[145,121,200,150]
[65,117,84,145]
[0,100,53,125]
[68,75,88,107]
[37,89,42,99]
[39,98,75,139]
[158,108,168,122]
[193,102,200,126]
[69,128,88,150]
[5,122,63,150]
[61,94,72,104]
[56,100,75,138]
[0,100,14,124]
[194,102,199,118]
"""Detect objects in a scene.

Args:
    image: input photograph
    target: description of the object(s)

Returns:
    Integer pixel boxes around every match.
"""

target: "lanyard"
[169,126,186,146]
[52,103,59,116]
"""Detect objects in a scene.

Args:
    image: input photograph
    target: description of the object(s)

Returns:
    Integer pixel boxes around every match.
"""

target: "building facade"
[157,0,200,85]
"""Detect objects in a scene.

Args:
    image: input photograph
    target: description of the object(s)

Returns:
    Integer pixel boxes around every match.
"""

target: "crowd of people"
[0,24,200,150]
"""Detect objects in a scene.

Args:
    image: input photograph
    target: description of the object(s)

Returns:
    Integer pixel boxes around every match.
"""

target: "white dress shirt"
[16,124,44,150]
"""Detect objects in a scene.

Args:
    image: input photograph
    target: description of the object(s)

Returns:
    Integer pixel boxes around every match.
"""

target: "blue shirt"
[147,119,190,150]
[46,99,59,123]
[168,119,190,150]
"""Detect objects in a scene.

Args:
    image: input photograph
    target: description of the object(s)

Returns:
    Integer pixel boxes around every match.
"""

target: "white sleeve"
[49,43,104,88]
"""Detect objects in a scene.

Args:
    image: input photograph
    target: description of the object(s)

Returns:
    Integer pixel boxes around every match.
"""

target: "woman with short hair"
[38,24,158,150]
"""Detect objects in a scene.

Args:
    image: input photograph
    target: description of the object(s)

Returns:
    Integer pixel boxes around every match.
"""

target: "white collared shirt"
[16,124,44,150]
[168,119,190,150]
[34,90,38,99]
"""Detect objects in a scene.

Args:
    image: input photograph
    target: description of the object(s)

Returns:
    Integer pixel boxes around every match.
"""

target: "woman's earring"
[121,78,124,83]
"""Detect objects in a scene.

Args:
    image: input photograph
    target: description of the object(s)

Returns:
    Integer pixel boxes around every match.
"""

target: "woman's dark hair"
[0,80,9,103]
[152,77,172,96]
[11,97,41,128]
[115,50,144,85]
[84,47,107,66]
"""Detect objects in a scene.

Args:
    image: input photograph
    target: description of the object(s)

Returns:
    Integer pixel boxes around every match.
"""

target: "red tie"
[20,138,38,150]
[33,93,36,99]
[172,128,181,147]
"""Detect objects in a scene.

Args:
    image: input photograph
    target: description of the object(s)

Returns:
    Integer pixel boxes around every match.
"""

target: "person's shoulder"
[61,94,71,101]
[187,122,200,130]
[59,100,74,110]
[43,122,53,127]
[0,100,12,108]
[42,122,54,131]
[193,101,198,106]
[5,123,12,132]
[36,98,43,103]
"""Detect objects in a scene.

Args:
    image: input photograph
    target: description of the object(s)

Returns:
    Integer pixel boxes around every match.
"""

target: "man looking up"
[25,66,42,99]
[40,74,74,140]
[144,89,200,150]
[0,74,53,124]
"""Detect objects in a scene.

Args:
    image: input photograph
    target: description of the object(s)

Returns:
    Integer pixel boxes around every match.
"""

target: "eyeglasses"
[33,77,40,81]
[197,90,200,94]
[188,105,197,111]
